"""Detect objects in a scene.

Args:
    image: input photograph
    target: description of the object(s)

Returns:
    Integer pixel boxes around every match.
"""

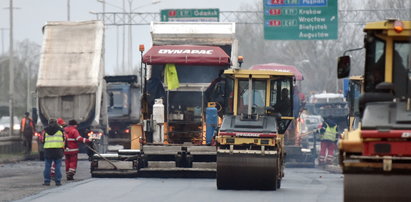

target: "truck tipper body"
[36,21,107,153]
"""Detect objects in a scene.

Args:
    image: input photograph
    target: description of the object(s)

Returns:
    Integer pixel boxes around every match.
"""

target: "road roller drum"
[216,153,280,190]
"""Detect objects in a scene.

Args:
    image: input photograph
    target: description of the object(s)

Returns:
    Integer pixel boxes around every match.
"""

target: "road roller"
[215,69,295,190]
[337,20,411,202]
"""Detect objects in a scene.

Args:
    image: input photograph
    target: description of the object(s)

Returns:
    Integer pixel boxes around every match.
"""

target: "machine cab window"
[364,36,386,92]
[108,90,127,109]
[237,79,266,115]
[392,41,411,98]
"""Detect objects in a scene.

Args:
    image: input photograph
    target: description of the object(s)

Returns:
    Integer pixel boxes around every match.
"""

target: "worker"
[64,120,91,180]
[57,118,67,128]
[205,70,226,112]
[42,118,65,186]
[50,118,67,179]
[274,88,291,116]
[20,112,35,155]
[319,119,339,165]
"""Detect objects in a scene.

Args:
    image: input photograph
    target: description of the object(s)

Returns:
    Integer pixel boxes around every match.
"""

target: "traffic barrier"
[0,136,24,154]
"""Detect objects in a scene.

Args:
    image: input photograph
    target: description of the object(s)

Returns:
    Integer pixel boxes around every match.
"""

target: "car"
[0,116,21,136]
[301,114,324,135]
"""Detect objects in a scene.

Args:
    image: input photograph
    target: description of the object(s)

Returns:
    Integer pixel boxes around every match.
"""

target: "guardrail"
[0,136,24,154]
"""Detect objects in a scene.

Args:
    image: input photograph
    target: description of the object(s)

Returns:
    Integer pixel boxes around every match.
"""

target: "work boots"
[66,172,74,181]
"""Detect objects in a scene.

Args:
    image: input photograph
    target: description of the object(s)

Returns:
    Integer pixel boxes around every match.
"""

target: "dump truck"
[216,68,295,190]
[337,20,411,202]
[306,92,348,134]
[35,21,107,158]
[104,75,142,149]
[90,22,237,177]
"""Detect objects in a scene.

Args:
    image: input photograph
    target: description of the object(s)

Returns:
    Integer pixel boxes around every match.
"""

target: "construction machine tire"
[338,150,345,168]
[216,153,278,190]
[276,156,283,189]
[277,179,281,189]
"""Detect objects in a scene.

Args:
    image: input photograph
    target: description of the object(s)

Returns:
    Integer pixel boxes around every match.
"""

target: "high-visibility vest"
[322,123,337,142]
[44,130,65,149]
[21,117,34,132]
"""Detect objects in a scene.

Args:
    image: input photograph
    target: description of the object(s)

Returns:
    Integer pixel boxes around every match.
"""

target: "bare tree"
[0,40,40,117]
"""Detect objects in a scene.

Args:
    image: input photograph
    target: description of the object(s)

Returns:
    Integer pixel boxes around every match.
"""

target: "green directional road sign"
[263,0,338,40]
[160,9,219,22]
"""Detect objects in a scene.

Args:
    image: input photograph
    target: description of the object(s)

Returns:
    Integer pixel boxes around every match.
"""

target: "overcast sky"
[0,0,255,74]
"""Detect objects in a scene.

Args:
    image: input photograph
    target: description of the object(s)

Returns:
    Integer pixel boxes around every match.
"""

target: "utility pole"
[116,26,119,70]
[26,61,31,112]
[122,0,126,73]
[9,0,14,137]
[67,0,71,21]
[102,0,105,80]
[128,0,133,72]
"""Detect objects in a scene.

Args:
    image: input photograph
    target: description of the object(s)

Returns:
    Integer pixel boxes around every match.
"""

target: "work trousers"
[319,141,336,164]
[22,131,33,154]
[44,158,62,183]
[65,153,78,175]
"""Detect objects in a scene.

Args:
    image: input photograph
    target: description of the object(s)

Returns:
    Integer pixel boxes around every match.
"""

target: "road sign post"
[263,0,338,40]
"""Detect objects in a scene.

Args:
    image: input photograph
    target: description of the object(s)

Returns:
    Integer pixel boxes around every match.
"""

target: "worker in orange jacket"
[64,120,91,180]
[20,112,35,154]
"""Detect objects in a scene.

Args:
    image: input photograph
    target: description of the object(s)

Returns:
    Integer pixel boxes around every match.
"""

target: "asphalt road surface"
[0,154,91,202]
[15,168,343,202]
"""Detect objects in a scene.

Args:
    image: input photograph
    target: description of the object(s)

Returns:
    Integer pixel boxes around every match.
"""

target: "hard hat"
[57,118,66,126]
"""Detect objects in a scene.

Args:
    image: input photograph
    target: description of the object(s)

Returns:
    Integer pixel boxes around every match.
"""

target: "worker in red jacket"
[64,120,91,180]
